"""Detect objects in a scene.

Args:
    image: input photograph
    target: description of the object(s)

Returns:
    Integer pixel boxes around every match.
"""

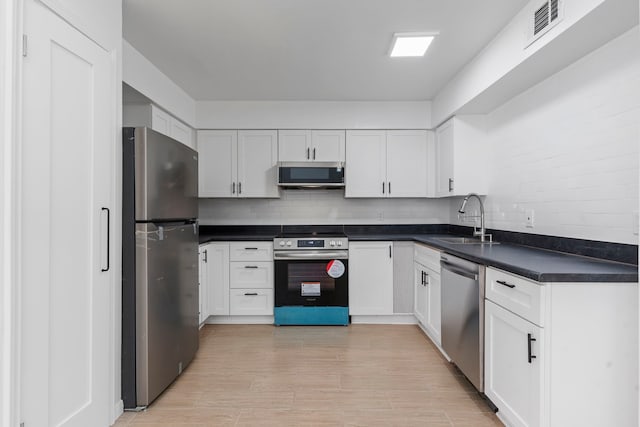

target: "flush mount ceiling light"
[389,32,438,57]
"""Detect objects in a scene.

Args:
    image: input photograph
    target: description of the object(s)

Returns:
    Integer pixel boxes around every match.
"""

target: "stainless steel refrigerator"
[122,127,199,409]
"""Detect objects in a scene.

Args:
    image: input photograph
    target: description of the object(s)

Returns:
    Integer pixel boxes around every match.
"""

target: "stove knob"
[279,240,285,246]
[337,241,343,246]
[330,240,336,247]
[286,241,292,247]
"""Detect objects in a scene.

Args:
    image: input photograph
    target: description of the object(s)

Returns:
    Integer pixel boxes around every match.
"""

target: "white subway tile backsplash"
[478,28,639,244]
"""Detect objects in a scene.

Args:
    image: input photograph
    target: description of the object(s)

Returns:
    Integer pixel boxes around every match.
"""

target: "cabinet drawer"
[414,243,440,272]
[229,242,273,261]
[485,268,545,327]
[229,289,274,316]
[229,261,273,289]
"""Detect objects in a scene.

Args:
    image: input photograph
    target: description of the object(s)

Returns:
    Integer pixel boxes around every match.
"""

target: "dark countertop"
[200,230,638,283]
[350,234,637,283]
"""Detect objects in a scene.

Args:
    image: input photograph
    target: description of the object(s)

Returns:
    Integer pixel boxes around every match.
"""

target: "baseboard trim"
[112,399,124,425]
[350,314,417,324]
[205,315,274,325]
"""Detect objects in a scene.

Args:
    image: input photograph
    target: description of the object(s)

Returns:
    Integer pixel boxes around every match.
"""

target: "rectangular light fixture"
[389,32,438,57]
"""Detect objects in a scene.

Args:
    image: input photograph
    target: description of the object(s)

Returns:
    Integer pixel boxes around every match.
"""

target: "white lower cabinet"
[484,267,638,427]
[413,262,427,325]
[414,244,441,345]
[229,289,274,316]
[485,299,543,427]
[207,242,231,316]
[348,241,394,315]
[199,241,273,321]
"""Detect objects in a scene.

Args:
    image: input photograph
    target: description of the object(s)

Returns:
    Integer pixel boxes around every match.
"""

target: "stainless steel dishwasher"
[440,253,485,392]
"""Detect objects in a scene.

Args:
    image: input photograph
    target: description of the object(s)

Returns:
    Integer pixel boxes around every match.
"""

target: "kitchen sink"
[435,237,499,245]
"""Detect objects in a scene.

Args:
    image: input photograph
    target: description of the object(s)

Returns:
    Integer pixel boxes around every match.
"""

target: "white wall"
[122,40,196,127]
[432,0,638,125]
[196,101,431,129]
[199,191,449,225]
[450,27,640,245]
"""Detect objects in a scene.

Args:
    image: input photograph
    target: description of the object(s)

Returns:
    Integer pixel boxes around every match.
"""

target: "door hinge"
[22,34,28,57]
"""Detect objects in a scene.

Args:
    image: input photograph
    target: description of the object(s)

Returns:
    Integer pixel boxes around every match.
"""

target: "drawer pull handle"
[528,333,537,363]
[244,265,258,269]
[244,247,258,250]
[497,280,516,289]
[244,292,258,296]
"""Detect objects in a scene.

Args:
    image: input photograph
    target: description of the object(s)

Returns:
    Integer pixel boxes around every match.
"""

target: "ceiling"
[123,0,529,102]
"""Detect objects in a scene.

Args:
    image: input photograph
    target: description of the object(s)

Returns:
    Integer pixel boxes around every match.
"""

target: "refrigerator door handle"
[101,207,110,272]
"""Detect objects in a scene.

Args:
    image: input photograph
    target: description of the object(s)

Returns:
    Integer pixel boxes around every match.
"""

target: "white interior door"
[21,0,113,425]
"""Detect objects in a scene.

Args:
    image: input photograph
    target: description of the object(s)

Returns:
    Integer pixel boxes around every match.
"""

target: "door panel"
[345,130,386,197]
[386,130,428,197]
[21,0,112,425]
[197,130,237,197]
[237,130,278,198]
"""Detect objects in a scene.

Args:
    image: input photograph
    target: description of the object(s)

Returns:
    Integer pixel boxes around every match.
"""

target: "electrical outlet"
[526,210,535,228]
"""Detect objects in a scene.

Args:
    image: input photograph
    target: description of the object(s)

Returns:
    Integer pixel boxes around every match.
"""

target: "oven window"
[288,263,335,294]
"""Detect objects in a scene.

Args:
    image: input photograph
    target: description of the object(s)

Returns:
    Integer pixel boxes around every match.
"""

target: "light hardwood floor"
[114,324,501,426]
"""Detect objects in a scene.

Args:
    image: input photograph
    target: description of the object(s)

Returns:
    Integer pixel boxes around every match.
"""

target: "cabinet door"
[348,242,394,315]
[485,300,543,427]
[278,130,312,162]
[198,246,208,324]
[311,130,345,162]
[435,119,454,197]
[386,130,428,197]
[197,130,237,197]
[237,130,279,198]
[207,243,230,316]
[414,263,427,325]
[424,269,441,345]
[170,118,194,149]
[345,130,387,197]
[150,104,171,136]
[21,1,113,424]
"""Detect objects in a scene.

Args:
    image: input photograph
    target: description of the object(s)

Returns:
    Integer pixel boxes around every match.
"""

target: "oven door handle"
[274,251,349,260]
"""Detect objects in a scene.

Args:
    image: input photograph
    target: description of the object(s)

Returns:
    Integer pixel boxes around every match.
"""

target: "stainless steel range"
[273,233,349,325]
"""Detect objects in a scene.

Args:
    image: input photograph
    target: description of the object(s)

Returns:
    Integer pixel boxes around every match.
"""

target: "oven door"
[274,253,348,307]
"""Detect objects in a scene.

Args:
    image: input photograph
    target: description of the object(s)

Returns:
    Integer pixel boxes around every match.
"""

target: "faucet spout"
[458,193,487,242]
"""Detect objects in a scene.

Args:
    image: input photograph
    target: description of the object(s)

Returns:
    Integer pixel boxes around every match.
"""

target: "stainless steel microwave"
[277,162,345,188]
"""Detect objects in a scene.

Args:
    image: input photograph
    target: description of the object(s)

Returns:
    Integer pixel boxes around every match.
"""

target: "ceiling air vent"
[526,0,562,48]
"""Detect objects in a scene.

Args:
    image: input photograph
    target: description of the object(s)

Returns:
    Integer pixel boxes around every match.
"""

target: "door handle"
[313,148,316,160]
[101,207,110,272]
[244,292,258,296]
[203,249,208,263]
[244,265,258,269]
[238,182,242,194]
[307,147,310,159]
[527,333,537,363]
[382,182,385,194]
[232,182,236,194]
[424,272,429,285]
[388,182,391,194]
[389,245,392,258]
[448,178,454,192]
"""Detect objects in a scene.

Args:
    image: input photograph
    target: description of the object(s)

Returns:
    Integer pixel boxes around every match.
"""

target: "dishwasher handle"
[440,260,478,281]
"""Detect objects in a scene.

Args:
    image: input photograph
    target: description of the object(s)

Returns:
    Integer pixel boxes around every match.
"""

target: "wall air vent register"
[526,0,563,48]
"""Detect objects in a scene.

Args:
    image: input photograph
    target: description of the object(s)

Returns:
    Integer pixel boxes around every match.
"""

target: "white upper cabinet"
[123,103,195,149]
[237,130,279,198]
[197,130,237,197]
[198,130,279,198]
[434,115,488,197]
[278,130,311,162]
[311,130,345,162]
[386,130,430,198]
[345,130,429,198]
[278,130,345,162]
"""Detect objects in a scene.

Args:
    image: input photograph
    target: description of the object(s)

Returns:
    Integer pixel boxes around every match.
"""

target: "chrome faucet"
[458,193,491,242]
